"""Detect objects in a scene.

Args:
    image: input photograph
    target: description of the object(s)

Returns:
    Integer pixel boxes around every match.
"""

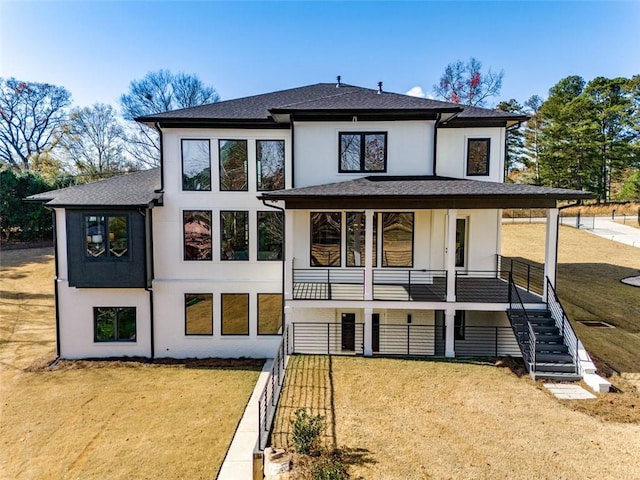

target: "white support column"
[284,209,295,301]
[446,209,458,302]
[364,209,374,301]
[445,308,456,358]
[543,208,559,301]
[284,305,294,352]
[363,306,373,356]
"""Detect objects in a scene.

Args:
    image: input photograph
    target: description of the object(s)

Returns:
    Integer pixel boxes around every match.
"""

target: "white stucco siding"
[54,208,68,280]
[152,281,281,359]
[57,283,151,359]
[436,127,505,182]
[294,121,434,187]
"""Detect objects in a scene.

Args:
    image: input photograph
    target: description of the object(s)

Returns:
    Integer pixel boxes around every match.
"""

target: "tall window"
[310,212,341,267]
[346,212,377,267]
[221,293,249,335]
[466,138,490,176]
[256,140,285,191]
[258,293,283,335]
[182,139,211,191]
[185,294,213,335]
[221,211,249,260]
[339,132,387,172]
[455,218,467,268]
[94,307,136,342]
[183,210,212,261]
[257,211,283,261]
[219,140,248,191]
[382,213,413,267]
[455,311,466,340]
[85,215,128,258]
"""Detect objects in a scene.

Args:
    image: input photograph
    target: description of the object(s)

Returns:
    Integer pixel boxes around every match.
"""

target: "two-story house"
[28,81,596,380]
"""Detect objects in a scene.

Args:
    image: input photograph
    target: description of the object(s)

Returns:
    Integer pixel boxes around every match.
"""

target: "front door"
[341,313,356,351]
[372,313,380,353]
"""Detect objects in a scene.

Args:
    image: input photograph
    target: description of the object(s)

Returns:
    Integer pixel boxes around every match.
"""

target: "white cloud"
[406,86,426,98]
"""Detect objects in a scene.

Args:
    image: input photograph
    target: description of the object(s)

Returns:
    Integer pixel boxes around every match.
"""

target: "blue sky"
[1,1,639,109]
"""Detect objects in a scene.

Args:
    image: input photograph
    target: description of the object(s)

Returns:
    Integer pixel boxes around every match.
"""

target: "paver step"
[533,371,582,382]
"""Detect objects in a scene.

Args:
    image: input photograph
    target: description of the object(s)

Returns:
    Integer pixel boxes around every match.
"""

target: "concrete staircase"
[508,308,581,382]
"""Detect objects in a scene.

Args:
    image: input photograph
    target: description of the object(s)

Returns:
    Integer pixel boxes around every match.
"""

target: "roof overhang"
[269,107,463,124]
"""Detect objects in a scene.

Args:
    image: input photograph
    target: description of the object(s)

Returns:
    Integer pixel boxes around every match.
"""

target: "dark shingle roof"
[136,83,526,124]
[260,176,593,208]
[26,169,162,207]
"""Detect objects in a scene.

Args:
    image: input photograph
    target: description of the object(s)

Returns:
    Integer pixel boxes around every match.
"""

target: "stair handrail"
[508,275,536,372]
[545,278,581,375]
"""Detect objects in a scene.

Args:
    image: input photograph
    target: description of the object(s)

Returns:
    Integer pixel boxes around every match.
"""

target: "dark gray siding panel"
[66,210,146,288]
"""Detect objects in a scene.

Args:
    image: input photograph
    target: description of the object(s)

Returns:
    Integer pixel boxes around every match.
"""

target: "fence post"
[576,211,580,229]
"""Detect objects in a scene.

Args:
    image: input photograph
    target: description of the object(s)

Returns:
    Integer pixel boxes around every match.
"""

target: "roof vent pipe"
[377,81,383,94]
[336,75,341,87]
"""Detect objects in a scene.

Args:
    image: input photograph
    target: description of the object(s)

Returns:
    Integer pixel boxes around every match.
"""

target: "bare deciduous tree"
[0,78,71,170]
[433,58,503,107]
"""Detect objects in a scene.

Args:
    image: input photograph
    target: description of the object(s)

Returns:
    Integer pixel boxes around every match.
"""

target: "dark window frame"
[381,212,414,268]
[310,212,342,267]
[220,210,249,261]
[455,311,466,340]
[338,132,388,173]
[84,214,130,261]
[345,212,377,268]
[181,138,212,191]
[183,210,213,261]
[257,211,284,261]
[219,139,248,191]
[221,293,250,336]
[466,138,491,176]
[256,139,285,191]
[184,293,214,336]
[93,306,136,342]
[257,293,283,336]
[455,218,467,268]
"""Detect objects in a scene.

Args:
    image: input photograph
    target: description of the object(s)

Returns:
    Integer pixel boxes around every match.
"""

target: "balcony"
[292,257,543,304]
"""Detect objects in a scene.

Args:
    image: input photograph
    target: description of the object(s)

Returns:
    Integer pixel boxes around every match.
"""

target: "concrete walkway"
[217,359,272,480]
[585,217,640,248]
[544,383,596,400]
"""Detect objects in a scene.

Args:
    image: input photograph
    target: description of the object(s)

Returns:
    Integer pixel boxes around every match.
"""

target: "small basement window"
[94,307,136,342]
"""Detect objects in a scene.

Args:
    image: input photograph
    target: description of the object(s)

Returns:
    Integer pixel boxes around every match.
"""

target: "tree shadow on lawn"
[0,246,54,269]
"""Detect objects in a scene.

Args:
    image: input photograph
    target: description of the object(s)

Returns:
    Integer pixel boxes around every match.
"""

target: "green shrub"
[291,408,325,455]
[311,455,348,480]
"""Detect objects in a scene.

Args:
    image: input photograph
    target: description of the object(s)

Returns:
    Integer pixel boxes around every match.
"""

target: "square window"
[257,211,283,261]
[339,132,387,173]
[221,294,249,335]
[182,139,211,191]
[185,294,213,335]
[94,307,136,342]
[466,138,490,176]
[221,211,249,260]
[219,140,248,191]
[257,140,285,191]
[258,293,283,335]
[183,210,212,261]
[85,215,128,259]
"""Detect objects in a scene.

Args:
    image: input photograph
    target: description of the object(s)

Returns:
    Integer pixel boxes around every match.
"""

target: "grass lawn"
[501,224,640,375]
[274,355,640,480]
[0,247,261,480]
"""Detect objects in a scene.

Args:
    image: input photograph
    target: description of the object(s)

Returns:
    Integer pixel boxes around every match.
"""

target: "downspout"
[143,207,155,360]
[261,199,286,328]
[154,122,164,193]
[290,116,295,188]
[48,207,61,360]
[433,113,441,176]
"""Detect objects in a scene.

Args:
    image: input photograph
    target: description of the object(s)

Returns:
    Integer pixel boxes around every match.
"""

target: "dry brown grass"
[276,355,640,480]
[0,247,261,480]
[561,202,640,217]
[502,224,640,375]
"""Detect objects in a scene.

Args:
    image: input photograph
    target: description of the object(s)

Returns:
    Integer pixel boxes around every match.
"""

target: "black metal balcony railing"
[497,255,544,296]
[290,322,521,358]
[372,269,447,302]
[293,265,544,304]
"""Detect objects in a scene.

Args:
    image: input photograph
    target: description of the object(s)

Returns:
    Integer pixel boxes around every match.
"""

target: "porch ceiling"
[259,176,595,209]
